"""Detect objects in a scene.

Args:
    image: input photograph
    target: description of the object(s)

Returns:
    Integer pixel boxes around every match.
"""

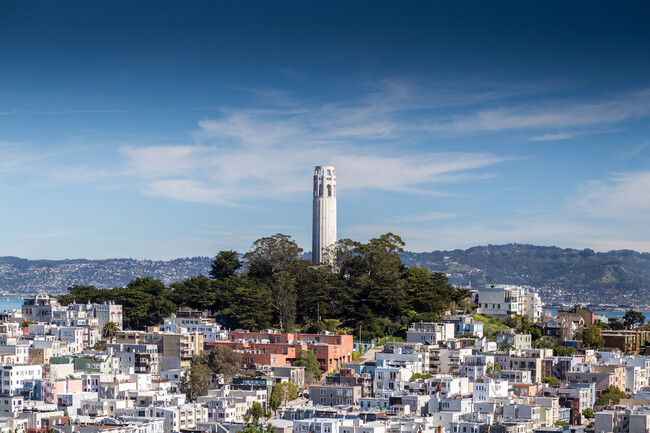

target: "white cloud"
[116,85,517,205]
[426,89,650,134]
[144,179,231,206]
[573,171,650,219]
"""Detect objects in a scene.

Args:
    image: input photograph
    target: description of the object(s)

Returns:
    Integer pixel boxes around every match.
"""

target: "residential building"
[308,384,362,406]
[211,330,352,373]
[406,322,455,344]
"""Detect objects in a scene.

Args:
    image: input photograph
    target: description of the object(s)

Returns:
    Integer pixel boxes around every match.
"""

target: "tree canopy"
[623,310,645,329]
[57,232,470,338]
[293,350,322,378]
[270,382,298,411]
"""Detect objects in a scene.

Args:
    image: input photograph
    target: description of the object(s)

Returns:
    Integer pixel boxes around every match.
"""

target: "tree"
[180,363,211,401]
[486,362,500,375]
[248,401,265,424]
[271,270,297,332]
[542,377,560,384]
[575,325,605,349]
[410,373,433,381]
[170,275,218,312]
[554,345,576,357]
[623,310,645,329]
[270,382,298,411]
[597,385,629,406]
[293,350,322,378]
[244,234,303,280]
[226,277,273,331]
[582,408,594,420]
[101,321,119,343]
[239,424,275,433]
[193,345,242,378]
[534,336,556,349]
[211,250,243,280]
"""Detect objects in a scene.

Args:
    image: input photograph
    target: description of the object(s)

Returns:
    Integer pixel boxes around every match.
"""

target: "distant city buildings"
[5,290,650,433]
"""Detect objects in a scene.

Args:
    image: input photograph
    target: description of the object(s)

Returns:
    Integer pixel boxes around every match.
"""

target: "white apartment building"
[144,404,208,433]
[430,347,471,375]
[93,301,123,330]
[0,343,29,365]
[460,354,495,380]
[163,313,226,343]
[56,327,85,354]
[374,362,414,393]
[295,418,355,433]
[0,365,42,396]
[406,322,455,344]
[474,284,542,322]
[472,377,508,402]
[0,396,23,416]
[375,343,428,375]
[339,420,387,433]
[425,376,470,398]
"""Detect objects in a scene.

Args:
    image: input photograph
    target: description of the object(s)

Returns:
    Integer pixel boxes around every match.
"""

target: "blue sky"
[1,1,650,259]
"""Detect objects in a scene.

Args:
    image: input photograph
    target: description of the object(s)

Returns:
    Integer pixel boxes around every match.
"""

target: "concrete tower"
[312,165,337,264]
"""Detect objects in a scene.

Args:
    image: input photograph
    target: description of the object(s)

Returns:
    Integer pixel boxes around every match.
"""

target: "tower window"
[319,184,323,196]
[327,185,332,196]
[327,169,331,175]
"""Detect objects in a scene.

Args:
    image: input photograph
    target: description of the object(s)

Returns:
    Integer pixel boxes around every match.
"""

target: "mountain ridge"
[2,243,649,305]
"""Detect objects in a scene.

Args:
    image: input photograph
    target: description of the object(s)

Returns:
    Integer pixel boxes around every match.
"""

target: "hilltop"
[400,244,650,306]
[0,256,212,295]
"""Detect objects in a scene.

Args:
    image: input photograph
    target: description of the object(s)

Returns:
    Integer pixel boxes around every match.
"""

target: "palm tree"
[102,321,119,344]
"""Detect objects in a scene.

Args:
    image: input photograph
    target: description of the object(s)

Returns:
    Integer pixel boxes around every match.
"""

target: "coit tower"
[312,165,337,264]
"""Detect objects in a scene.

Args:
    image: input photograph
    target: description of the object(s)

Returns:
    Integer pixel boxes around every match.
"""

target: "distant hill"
[400,244,650,307]
[2,244,650,306]
[0,256,212,295]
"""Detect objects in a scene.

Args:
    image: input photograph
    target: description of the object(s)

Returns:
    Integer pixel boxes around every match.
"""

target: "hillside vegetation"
[401,244,650,305]
[57,233,468,338]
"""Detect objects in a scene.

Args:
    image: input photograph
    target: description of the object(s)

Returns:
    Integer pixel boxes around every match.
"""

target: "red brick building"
[208,330,353,373]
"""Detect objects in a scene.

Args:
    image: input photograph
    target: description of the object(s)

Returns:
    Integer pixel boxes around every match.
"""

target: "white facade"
[376,343,428,375]
[0,365,42,396]
[145,403,208,433]
[0,396,23,416]
[163,316,226,343]
[295,418,354,433]
[406,322,455,344]
[93,301,123,330]
[472,377,508,402]
[475,284,542,321]
[312,165,337,265]
[374,363,413,393]
[56,327,85,354]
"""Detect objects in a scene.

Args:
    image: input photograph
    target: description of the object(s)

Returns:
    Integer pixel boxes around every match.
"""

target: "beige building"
[116,329,203,366]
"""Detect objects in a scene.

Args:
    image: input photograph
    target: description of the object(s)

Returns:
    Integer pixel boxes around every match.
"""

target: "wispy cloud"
[572,171,650,219]
[116,81,519,205]
[426,89,650,135]
[529,129,619,141]
[379,212,459,224]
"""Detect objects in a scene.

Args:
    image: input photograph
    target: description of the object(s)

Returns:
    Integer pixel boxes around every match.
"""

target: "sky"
[1,1,650,259]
